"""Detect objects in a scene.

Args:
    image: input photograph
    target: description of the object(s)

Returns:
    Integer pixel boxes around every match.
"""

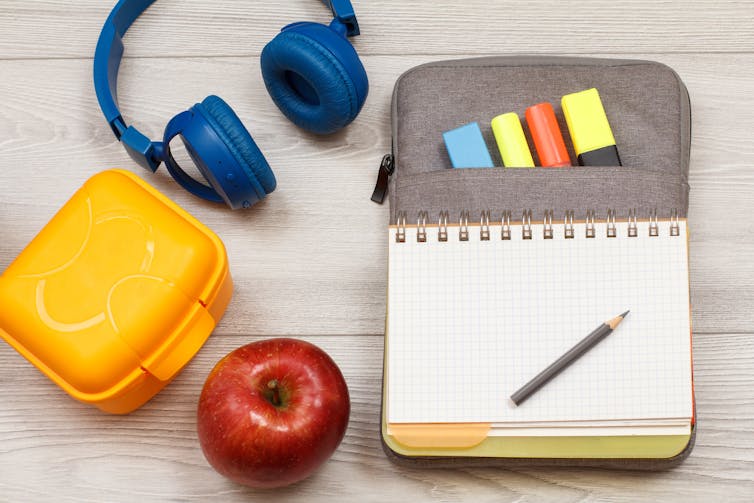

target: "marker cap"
[561,88,621,166]
[525,103,571,167]
[490,113,534,168]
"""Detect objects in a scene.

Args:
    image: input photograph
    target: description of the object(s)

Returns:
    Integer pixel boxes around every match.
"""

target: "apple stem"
[267,379,281,406]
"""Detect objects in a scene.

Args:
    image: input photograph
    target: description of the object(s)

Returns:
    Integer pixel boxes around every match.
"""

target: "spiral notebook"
[385,210,693,446]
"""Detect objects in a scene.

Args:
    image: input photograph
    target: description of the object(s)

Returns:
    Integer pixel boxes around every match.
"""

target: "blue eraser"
[442,122,494,168]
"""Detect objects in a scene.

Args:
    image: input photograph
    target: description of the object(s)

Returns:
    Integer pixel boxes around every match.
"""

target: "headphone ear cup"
[261,22,368,135]
[195,95,277,197]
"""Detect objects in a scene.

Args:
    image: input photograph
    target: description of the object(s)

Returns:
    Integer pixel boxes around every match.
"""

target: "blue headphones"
[94,0,368,209]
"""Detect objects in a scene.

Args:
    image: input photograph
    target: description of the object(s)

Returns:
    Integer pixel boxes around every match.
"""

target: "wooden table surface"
[1,1,753,501]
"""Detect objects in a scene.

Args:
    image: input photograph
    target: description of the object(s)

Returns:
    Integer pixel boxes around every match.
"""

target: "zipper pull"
[371,154,394,204]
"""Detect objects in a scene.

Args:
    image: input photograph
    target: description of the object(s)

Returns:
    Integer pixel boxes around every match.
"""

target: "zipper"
[370,153,394,204]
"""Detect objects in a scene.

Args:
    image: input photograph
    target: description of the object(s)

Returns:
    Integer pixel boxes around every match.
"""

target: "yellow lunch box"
[0,170,233,413]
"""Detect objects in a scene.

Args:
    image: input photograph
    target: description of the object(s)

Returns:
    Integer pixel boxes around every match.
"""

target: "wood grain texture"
[0,333,752,502]
[1,0,753,500]
[1,1,753,59]
[1,54,754,335]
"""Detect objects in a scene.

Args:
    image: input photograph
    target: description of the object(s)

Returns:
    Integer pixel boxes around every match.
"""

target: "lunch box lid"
[0,170,231,408]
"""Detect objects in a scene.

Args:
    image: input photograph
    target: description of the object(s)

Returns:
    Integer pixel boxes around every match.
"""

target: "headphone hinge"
[327,0,359,36]
[121,125,162,173]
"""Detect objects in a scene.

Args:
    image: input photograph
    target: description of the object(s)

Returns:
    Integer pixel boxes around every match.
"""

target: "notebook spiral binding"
[395,208,681,243]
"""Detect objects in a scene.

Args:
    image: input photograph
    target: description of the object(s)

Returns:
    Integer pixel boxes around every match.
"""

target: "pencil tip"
[607,311,630,329]
[620,310,630,318]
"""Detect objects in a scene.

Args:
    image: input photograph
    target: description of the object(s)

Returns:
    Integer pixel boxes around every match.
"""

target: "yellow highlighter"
[491,113,535,168]
[562,88,622,166]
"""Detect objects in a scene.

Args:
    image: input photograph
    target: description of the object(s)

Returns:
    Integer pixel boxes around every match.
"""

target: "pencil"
[510,310,630,407]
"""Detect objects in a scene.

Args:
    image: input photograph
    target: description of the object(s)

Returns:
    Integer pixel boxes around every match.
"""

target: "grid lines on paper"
[386,220,693,424]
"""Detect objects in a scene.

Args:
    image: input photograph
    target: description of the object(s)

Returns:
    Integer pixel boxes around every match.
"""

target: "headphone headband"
[93,0,360,172]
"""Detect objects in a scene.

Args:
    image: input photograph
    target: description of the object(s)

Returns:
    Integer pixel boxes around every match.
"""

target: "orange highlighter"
[525,103,571,167]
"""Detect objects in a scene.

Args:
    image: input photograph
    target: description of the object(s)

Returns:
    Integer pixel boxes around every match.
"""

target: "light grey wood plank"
[0,332,752,502]
[2,1,752,501]
[0,1,753,59]
[1,54,753,336]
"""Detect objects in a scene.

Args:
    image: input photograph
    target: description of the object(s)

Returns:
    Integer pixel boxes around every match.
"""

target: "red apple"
[196,338,350,488]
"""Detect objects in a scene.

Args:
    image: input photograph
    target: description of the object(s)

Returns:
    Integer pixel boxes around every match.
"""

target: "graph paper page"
[386,220,693,424]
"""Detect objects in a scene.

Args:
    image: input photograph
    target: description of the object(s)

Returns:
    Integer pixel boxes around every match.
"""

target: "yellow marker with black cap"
[562,88,622,166]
